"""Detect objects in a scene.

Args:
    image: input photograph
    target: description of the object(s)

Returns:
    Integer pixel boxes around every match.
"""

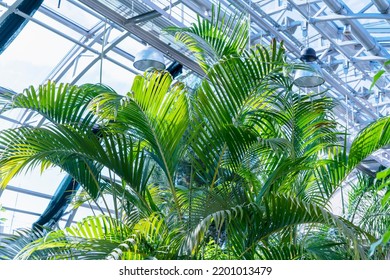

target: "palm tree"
[0,6,389,260]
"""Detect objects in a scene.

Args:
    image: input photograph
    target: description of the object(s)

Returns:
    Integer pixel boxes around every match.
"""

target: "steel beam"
[225,0,378,122]
[139,0,185,27]
[372,0,390,14]
[4,185,107,212]
[0,0,24,23]
[12,8,137,80]
[79,0,205,77]
[311,13,390,22]
[322,0,390,70]
[70,30,136,84]
[287,1,381,118]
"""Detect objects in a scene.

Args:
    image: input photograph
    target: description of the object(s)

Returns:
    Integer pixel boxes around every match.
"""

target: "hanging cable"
[306,0,310,48]
[343,61,349,132]
[247,0,252,50]
[99,19,108,84]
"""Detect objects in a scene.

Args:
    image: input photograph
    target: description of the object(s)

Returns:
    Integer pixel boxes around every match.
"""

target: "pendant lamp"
[133,46,166,71]
[293,47,325,88]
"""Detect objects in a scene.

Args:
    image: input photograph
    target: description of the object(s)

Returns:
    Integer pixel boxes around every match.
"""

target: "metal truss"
[1,1,389,125]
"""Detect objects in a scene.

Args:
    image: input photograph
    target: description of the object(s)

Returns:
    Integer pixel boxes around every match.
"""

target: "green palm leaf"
[12,216,138,260]
[190,41,289,184]
[182,194,372,259]
[11,214,185,260]
[314,115,390,204]
[166,5,249,71]
[348,115,390,170]
[91,70,189,216]
[0,81,111,128]
[0,124,152,200]
[0,228,49,260]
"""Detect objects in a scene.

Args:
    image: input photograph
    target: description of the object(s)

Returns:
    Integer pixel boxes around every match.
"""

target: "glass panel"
[1,210,39,234]
[0,20,74,92]
[1,191,51,215]
[44,0,100,30]
[75,58,136,94]
[8,167,67,195]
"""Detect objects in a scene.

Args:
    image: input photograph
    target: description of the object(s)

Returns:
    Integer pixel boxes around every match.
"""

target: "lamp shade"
[300,47,317,62]
[133,46,166,71]
[293,62,325,88]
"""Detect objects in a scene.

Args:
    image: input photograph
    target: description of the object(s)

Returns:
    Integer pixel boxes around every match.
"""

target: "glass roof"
[1,0,390,235]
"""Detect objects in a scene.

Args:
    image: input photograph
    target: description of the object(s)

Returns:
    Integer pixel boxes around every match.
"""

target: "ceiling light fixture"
[133,46,166,71]
[293,47,325,88]
[293,1,325,88]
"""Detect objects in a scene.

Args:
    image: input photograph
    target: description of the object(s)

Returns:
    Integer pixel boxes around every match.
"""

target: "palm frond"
[0,228,48,260]
[0,124,152,200]
[313,115,390,204]
[166,5,249,71]
[12,216,138,260]
[0,81,110,128]
[190,41,289,183]
[91,70,189,216]
[182,194,372,259]
[256,242,304,260]
[348,115,390,170]
[347,173,390,238]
